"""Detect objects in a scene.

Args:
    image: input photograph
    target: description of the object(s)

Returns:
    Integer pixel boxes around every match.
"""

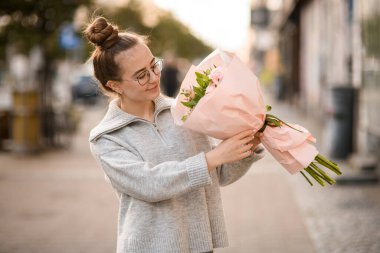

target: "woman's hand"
[205,129,262,171]
[249,132,263,152]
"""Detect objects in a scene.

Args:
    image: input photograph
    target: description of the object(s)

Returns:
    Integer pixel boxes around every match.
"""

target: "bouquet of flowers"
[171,49,341,186]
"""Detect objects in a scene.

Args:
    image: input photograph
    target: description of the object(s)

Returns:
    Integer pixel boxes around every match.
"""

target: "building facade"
[251,0,380,165]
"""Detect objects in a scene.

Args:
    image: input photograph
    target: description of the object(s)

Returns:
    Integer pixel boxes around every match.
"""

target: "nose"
[147,69,160,84]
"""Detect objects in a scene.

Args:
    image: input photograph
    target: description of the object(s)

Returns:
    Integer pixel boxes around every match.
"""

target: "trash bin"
[328,86,356,159]
[11,90,40,154]
[0,110,10,150]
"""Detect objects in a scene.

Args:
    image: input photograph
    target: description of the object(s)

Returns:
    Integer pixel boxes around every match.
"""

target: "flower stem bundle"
[259,106,342,186]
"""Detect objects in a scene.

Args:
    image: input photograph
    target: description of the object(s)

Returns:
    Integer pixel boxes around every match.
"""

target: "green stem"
[300,171,313,186]
[305,167,325,186]
[266,114,303,133]
[317,154,341,172]
[310,162,336,185]
[315,155,341,175]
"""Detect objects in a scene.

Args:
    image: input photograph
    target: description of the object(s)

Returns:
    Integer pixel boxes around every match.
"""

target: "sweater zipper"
[118,106,171,146]
[150,106,171,146]
[151,121,169,146]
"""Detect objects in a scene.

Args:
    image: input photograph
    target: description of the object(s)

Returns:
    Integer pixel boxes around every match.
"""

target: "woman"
[87,17,264,253]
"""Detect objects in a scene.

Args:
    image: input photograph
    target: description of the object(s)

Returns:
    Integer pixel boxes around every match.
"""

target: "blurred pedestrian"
[160,53,179,97]
[86,17,264,253]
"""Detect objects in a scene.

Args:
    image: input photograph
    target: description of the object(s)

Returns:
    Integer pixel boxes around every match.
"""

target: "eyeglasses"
[121,58,163,86]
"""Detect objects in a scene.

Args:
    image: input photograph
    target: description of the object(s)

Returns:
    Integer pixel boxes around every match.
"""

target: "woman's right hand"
[205,129,257,171]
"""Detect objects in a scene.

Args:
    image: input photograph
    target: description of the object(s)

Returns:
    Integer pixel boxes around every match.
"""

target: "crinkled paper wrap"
[171,49,318,174]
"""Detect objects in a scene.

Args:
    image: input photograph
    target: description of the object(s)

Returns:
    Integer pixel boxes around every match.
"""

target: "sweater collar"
[89,94,173,142]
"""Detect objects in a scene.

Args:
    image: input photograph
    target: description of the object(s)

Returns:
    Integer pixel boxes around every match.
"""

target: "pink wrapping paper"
[171,49,319,174]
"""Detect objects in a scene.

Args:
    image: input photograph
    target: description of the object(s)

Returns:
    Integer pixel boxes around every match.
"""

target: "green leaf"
[195,71,211,88]
[192,95,201,104]
[196,78,206,88]
[180,101,191,108]
[181,100,197,108]
[195,71,207,79]
[193,85,204,97]
[189,100,197,106]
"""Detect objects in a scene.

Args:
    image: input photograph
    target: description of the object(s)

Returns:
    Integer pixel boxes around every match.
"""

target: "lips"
[146,84,158,91]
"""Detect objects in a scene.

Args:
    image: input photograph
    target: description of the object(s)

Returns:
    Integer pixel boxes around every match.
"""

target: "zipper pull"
[152,122,159,132]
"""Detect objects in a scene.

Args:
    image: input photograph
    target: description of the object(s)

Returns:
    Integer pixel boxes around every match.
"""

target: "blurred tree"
[0,0,91,58]
[0,0,91,145]
[150,14,212,59]
[99,0,212,60]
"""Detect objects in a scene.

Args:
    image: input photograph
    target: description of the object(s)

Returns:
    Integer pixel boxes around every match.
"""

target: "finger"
[239,143,254,153]
[251,142,260,152]
[238,149,253,159]
[250,137,261,147]
[233,129,255,140]
[243,138,261,153]
[239,134,255,146]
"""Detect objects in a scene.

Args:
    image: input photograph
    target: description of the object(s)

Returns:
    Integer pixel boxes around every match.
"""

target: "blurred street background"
[0,0,379,252]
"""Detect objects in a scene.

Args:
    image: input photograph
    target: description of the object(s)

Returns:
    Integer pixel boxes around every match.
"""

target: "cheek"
[123,84,145,97]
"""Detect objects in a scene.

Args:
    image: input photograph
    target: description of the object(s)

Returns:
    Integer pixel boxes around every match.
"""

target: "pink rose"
[209,66,223,84]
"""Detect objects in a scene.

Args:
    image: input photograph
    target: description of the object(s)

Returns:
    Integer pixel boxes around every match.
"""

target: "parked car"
[71,76,100,104]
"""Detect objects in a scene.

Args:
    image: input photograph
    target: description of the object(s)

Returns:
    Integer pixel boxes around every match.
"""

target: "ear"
[106,80,121,94]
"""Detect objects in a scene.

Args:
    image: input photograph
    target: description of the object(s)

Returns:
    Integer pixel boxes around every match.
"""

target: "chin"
[149,86,161,100]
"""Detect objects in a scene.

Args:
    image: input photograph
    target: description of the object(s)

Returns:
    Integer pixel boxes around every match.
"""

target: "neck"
[119,97,155,122]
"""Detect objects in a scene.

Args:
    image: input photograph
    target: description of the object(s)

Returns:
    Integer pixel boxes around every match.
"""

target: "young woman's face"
[114,43,161,102]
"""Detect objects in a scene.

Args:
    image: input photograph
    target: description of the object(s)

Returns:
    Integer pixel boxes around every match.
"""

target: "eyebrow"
[132,57,155,77]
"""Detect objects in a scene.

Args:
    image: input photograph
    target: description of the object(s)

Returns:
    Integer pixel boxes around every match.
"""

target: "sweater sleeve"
[90,137,212,203]
[217,145,265,186]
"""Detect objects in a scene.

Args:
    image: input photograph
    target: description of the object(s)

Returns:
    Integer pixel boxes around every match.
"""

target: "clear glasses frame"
[121,57,164,86]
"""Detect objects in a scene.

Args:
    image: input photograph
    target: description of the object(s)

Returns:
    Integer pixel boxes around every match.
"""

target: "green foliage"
[180,68,213,116]
[0,0,212,63]
[149,14,212,59]
[97,1,148,35]
[99,0,212,60]
[0,0,91,59]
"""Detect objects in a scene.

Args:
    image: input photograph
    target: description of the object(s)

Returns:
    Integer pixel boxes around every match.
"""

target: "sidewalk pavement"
[0,95,379,253]
[264,96,380,253]
[0,104,117,253]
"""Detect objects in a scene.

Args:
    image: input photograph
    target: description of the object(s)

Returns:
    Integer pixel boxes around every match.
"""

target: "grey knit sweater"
[89,94,264,253]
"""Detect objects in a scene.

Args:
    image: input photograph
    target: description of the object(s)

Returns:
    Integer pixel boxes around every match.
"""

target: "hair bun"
[85,17,119,49]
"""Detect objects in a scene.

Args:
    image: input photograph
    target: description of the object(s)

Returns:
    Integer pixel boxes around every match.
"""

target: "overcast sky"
[153,0,251,51]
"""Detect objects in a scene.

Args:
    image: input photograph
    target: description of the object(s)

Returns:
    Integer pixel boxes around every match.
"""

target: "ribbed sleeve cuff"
[186,152,212,188]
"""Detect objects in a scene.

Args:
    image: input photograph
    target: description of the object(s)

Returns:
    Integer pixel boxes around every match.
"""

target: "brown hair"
[84,17,148,94]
